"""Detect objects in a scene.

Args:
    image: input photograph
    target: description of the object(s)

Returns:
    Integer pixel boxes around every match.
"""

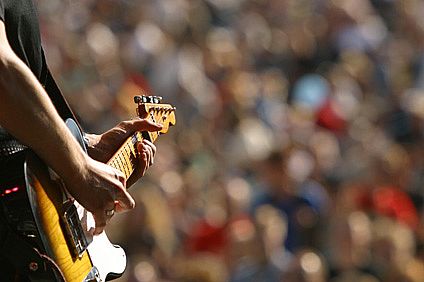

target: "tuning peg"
[148,96,163,104]
[134,95,150,104]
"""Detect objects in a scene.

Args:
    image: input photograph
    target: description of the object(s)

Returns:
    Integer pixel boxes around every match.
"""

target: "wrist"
[83,133,101,157]
[60,145,91,189]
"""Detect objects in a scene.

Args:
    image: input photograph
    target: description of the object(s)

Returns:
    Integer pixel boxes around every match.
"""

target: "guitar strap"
[0,190,66,282]
[0,225,65,281]
[0,53,81,281]
[0,50,77,282]
[41,49,82,131]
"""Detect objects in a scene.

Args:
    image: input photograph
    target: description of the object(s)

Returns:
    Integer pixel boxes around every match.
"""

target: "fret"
[127,142,136,159]
[124,160,133,179]
[116,153,124,176]
[111,160,119,171]
[136,132,143,143]
[127,143,136,162]
[108,143,137,180]
[119,152,131,177]
[106,98,176,187]
[123,145,131,160]
[117,155,126,175]
[123,159,131,179]
[118,153,126,175]
[127,144,133,158]
[114,159,121,172]
[115,159,121,173]
[114,156,121,172]
[126,150,135,168]
[119,152,128,175]
[123,146,132,172]
[126,140,137,173]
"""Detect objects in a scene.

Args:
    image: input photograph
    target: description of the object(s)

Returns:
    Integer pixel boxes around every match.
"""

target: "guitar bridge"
[62,200,89,258]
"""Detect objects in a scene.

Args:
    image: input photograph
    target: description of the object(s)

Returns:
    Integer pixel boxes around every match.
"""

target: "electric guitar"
[0,95,175,281]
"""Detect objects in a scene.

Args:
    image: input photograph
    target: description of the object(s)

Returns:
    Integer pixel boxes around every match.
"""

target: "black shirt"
[0,0,75,141]
[0,0,44,80]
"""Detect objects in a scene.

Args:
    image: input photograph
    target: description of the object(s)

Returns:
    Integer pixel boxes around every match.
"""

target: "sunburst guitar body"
[0,96,175,281]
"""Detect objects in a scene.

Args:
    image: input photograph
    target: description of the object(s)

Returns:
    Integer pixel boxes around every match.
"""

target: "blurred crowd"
[37,0,424,281]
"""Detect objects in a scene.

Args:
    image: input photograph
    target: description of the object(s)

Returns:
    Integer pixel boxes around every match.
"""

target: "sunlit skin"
[0,20,160,235]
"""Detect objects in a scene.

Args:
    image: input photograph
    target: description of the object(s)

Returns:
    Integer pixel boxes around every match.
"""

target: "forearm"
[0,47,87,184]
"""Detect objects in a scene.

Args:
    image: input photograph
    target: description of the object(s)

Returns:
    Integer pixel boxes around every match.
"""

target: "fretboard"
[106,97,176,180]
[106,131,160,180]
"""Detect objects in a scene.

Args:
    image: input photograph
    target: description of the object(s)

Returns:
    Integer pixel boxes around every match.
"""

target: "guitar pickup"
[62,200,89,258]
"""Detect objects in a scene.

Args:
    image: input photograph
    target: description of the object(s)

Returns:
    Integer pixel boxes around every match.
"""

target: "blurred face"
[261,158,293,197]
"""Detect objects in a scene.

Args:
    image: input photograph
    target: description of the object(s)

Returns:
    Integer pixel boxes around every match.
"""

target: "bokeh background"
[37,0,424,281]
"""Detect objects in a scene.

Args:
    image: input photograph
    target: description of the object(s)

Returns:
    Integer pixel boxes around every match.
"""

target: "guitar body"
[0,96,175,281]
[1,119,126,281]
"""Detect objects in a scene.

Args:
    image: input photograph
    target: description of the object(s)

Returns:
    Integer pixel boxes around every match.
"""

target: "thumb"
[131,118,163,132]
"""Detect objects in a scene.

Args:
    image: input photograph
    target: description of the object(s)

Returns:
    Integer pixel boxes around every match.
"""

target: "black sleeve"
[0,1,4,22]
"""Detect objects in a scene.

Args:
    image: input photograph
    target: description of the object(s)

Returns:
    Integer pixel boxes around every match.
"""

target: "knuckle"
[120,120,134,129]
[119,120,129,127]
[96,219,106,228]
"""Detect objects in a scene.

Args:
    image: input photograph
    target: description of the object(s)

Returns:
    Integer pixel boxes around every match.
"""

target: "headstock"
[134,95,176,137]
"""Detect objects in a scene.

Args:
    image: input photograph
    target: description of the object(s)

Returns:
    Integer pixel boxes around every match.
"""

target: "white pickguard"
[75,200,126,281]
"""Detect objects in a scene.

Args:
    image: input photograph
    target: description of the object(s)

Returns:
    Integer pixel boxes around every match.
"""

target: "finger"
[114,189,136,211]
[105,200,116,216]
[93,211,107,235]
[143,139,157,157]
[121,118,162,133]
[137,142,152,167]
[112,168,126,188]
[107,167,134,211]
[138,151,148,176]
[114,200,132,213]
[143,142,153,166]
[107,169,126,204]
[114,200,125,213]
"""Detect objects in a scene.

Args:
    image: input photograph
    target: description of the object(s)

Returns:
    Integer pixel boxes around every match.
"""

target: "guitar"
[0,95,176,281]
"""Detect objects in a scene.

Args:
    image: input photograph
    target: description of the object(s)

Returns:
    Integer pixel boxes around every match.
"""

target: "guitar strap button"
[29,262,38,272]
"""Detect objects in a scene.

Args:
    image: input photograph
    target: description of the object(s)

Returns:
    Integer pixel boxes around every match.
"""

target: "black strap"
[34,248,66,282]
[44,68,77,122]
[0,223,64,281]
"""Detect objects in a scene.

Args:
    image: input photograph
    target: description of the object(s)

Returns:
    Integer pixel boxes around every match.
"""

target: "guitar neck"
[106,131,159,180]
[106,96,176,181]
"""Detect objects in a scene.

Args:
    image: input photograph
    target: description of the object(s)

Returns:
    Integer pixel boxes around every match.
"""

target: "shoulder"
[0,1,3,22]
[0,19,12,56]
[0,20,10,58]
